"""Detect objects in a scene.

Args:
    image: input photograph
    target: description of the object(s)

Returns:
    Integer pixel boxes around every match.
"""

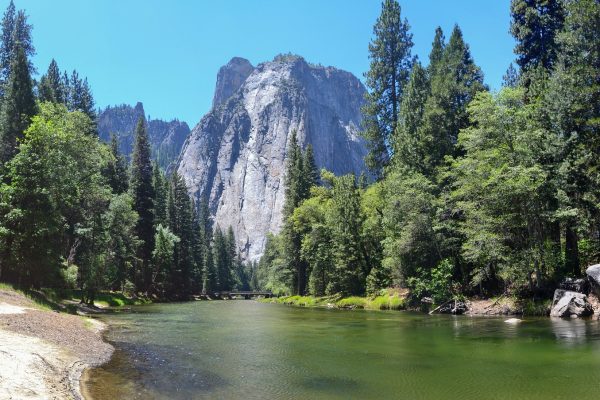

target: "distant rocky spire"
[212,57,254,108]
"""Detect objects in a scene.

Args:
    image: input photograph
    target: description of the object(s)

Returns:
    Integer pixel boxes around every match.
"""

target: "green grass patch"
[276,295,320,307]
[260,290,407,311]
[336,296,367,309]
[0,283,148,311]
[0,283,64,312]
[519,298,551,316]
[368,293,406,310]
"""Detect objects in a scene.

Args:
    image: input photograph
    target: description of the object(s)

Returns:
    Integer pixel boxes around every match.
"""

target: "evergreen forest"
[0,0,598,308]
[256,0,600,305]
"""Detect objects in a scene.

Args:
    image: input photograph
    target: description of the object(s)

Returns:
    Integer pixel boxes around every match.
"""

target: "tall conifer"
[39,59,64,103]
[130,117,155,291]
[0,42,36,165]
[361,0,413,177]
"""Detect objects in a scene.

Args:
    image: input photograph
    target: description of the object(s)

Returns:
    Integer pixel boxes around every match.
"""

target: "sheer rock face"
[212,57,254,108]
[98,102,190,169]
[177,56,368,261]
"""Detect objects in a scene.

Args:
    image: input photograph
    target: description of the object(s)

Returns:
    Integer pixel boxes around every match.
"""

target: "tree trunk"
[565,223,580,276]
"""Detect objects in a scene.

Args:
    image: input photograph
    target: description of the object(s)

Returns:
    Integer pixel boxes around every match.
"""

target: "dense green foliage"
[0,2,245,302]
[1,0,598,308]
[258,0,600,305]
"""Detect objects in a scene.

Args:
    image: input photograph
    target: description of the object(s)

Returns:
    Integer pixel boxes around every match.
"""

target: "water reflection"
[550,317,591,346]
[86,302,600,400]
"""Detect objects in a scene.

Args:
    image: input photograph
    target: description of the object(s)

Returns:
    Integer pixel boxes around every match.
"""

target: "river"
[84,301,600,399]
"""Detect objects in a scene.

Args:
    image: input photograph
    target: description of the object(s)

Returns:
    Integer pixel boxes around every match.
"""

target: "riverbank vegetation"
[261,289,407,310]
[257,0,600,308]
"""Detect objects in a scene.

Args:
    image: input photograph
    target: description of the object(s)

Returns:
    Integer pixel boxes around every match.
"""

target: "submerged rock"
[550,289,593,318]
[504,318,523,324]
[586,264,600,297]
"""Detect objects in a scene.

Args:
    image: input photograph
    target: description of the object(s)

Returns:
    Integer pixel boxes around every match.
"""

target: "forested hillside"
[257,0,600,304]
[0,1,250,302]
[0,0,597,307]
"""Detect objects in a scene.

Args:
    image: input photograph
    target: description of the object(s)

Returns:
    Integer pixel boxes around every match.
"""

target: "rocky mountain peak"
[133,101,145,115]
[97,102,190,170]
[178,55,367,261]
[212,57,254,108]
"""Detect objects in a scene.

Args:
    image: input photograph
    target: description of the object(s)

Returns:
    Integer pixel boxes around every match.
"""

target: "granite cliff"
[98,102,190,170]
[177,55,368,261]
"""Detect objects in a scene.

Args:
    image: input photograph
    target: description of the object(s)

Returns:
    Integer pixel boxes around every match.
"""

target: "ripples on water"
[84,302,600,400]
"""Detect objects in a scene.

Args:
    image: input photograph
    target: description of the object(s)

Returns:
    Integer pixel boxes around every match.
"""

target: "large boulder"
[558,277,589,294]
[586,264,600,297]
[550,289,593,318]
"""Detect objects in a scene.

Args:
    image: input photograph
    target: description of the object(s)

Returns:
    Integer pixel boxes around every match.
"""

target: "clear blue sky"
[4,0,515,126]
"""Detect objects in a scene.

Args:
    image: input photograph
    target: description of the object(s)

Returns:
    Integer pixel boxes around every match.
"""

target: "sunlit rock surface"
[177,55,368,261]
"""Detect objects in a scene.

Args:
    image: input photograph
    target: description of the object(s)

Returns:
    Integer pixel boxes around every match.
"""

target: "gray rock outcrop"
[212,57,254,108]
[177,55,368,261]
[98,102,190,169]
[558,277,589,294]
[550,289,593,318]
[586,264,600,297]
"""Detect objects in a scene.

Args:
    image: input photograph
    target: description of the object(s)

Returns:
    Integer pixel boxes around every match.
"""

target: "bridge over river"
[202,291,275,300]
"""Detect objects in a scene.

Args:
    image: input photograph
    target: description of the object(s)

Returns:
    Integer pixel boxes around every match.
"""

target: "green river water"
[84,301,600,399]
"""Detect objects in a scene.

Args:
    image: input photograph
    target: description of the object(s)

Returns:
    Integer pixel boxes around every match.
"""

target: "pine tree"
[282,131,308,294]
[327,174,368,295]
[543,0,600,276]
[283,131,303,218]
[0,3,34,94]
[502,63,520,88]
[66,70,96,129]
[420,25,485,173]
[428,27,445,75]
[391,61,429,172]
[61,70,70,106]
[0,41,36,165]
[212,226,231,291]
[303,144,319,190]
[152,164,167,226]
[362,0,414,178]
[104,193,140,291]
[203,244,215,294]
[0,0,15,91]
[105,135,129,194]
[510,0,565,75]
[190,204,204,293]
[167,172,194,297]
[38,59,64,103]
[130,117,155,292]
[152,224,179,297]
[80,77,96,127]
[198,198,214,293]
[226,226,236,275]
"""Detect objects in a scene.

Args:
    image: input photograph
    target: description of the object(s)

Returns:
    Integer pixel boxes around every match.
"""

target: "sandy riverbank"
[0,289,113,399]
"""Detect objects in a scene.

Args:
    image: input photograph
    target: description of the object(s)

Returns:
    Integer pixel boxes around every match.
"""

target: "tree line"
[257,0,600,302]
[0,1,249,302]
